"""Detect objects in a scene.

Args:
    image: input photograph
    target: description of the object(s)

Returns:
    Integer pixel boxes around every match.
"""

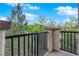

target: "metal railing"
[5,32,48,56]
[60,31,78,54]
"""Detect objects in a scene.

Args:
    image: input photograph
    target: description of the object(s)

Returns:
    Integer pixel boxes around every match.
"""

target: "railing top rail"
[60,31,79,33]
[5,32,48,39]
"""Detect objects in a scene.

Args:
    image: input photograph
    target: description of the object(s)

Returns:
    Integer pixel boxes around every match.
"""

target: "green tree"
[46,19,57,28]
[39,16,47,25]
[24,23,45,32]
[7,3,27,35]
[61,17,78,31]
[39,16,58,29]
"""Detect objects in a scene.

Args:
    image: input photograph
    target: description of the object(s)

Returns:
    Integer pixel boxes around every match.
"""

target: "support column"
[45,28,60,53]
[0,20,11,56]
[46,29,54,52]
[53,29,60,51]
[0,31,5,56]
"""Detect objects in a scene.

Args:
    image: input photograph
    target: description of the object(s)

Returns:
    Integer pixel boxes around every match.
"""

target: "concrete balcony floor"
[44,50,77,56]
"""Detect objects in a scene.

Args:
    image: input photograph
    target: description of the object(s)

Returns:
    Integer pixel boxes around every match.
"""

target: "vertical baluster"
[61,32,63,50]
[65,33,67,51]
[43,33,45,52]
[37,33,39,56]
[31,35,33,56]
[23,36,25,56]
[29,35,31,56]
[74,33,76,54]
[67,33,69,51]
[64,32,65,50]
[41,33,43,55]
[70,33,72,52]
[18,37,20,56]
[72,33,74,53]
[63,32,64,50]
[65,32,67,51]
[28,35,29,56]
[34,34,36,56]
[68,33,70,52]
[43,33,47,55]
[11,38,13,56]
[44,33,46,51]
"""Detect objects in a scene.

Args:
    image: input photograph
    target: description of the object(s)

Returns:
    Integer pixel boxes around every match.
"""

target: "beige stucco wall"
[53,30,60,50]
[0,31,5,56]
[45,28,60,52]
[47,30,54,52]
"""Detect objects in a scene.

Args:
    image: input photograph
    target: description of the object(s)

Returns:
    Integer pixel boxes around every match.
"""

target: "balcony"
[4,29,78,56]
[0,25,79,56]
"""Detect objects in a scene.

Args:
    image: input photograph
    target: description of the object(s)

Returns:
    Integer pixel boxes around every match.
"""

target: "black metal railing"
[5,32,48,56]
[60,31,78,54]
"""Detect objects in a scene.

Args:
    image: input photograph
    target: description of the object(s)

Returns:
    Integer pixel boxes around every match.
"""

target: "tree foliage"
[61,17,78,31]
[24,23,45,33]
[6,3,27,35]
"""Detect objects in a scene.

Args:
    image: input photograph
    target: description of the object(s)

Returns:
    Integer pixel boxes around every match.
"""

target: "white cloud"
[24,4,40,10]
[6,3,40,10]
[55,6,78,17]
[23,12,37,20]
[5,3,15,7]
[25,4,31,7]
[28,6,40,10]
[0,17,7,21]
[6,3,24,7]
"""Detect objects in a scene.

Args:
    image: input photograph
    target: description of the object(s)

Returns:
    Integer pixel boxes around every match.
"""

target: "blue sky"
[0,3,78,24]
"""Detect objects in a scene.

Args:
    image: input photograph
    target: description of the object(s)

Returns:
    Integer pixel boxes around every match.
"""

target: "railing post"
[0,31,5,56]
[45,28,61,53]
[45,28,54,52]
[53,28,61,51]
[0,20,11,56]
